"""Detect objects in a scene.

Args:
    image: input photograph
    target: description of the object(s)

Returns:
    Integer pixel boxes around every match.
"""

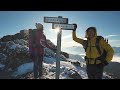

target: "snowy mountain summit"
[0,30,112,79]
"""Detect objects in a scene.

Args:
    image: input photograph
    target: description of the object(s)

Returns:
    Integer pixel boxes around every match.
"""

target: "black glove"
[73,23,77,31]
[73,29,76,32]
[102,60,109,66]
[52,48,57,50]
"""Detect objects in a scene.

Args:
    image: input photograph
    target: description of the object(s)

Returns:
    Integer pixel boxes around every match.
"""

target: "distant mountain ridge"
[62,46,85,55]
[62,46,120,55]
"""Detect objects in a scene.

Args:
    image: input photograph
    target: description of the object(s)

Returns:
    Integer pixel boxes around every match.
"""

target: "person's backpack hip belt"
[85,56,109,66]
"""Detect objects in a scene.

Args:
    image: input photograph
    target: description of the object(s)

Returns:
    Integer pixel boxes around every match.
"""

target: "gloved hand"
[53,48,57,50]
[73,23,77,31]
[102,60,109,66]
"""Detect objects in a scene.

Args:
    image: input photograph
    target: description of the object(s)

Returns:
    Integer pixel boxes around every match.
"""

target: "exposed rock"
[104,62,120,79]
[44,48,56,57]
[60,54,67,61]
[69,70,82,79]
[0,30,29,42]
[0,29,88,79]
[0,71,11,79]
[71,61,81,66]
[61,51,69,58]
[1,35,13,42]
[46,39,56,49]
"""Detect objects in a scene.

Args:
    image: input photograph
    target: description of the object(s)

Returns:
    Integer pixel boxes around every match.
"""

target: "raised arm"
[72,24,84,45]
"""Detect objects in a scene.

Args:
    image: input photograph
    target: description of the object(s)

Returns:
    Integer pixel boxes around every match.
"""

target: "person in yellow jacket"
[72,24,114,79]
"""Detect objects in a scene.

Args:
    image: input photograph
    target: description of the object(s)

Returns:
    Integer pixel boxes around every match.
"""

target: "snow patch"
[12,62,33,77]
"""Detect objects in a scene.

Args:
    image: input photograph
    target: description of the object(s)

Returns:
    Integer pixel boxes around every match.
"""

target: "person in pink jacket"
[28,23,56,79]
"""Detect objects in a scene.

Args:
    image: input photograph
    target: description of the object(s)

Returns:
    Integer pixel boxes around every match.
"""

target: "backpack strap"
[83,40,88,52]
[83,36,103,54]
[96,36,102,55]
[94,36,102,64]
[83,36,106,64]
[31,29,37,46]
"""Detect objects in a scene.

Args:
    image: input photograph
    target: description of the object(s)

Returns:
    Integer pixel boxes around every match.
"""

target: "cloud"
[51,39,57,43]
[109,40,120,42]
[51,34,85,48]
[62,35,72,39]
[104,35,119,38]
[51,34,72,42]
[61,41,82,48]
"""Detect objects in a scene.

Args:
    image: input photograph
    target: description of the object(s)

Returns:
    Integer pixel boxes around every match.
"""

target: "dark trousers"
[33,55,43,79]
[86,64,104,79]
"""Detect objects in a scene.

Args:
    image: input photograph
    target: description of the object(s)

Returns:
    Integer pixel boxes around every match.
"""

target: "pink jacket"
[29,30,47,56]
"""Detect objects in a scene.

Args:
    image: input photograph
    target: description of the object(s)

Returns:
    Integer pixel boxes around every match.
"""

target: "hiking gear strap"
[96,37,102,55]
[83,37,102,55]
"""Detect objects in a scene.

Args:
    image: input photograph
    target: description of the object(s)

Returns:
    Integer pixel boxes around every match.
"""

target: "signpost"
[44,17,68,24]
[44,16,68,79]
[52,23,77,30]
[44,16,75,79]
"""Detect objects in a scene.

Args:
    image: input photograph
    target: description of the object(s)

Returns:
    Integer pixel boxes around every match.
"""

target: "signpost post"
[56,27,62,79]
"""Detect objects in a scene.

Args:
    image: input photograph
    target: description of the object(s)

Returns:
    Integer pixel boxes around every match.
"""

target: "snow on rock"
[12,57,87,79]
[0,64,5,70]
[6,41,15,49]
[59,61,87,79]
[13,39,28,46]
[5,41,29,54]
[42,60,88,79]
[44,48,56,57]
[60,54,67,61]
[69,54,85,63]
[12,62,33,77]
[0,53,7,61]
[42,63,56,79]
[44,48,66,61]
[0,31,114,79]
[0,31,89,79]
[44,56,56,64]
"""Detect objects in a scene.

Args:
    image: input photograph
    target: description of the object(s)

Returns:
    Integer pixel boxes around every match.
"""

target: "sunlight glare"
[52,27,61,34]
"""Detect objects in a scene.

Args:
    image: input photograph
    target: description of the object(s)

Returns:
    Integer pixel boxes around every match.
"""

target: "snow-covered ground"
[0,36,116,79]
[11,54,112,79]
[11,56,88,79]
[12,62,33,77]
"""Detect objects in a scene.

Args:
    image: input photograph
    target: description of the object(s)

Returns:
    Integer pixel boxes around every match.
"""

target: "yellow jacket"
[72,31,114,64]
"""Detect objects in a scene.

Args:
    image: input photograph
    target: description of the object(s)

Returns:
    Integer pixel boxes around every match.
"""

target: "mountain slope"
[0,30,113,79]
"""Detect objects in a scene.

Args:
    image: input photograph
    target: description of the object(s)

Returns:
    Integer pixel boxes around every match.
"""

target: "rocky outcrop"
[104,62,120,79]
[0,30,29,42]
[0,39,30,72]
[61,52,69,58]
[69,70,82,79]
[0,30,69,78]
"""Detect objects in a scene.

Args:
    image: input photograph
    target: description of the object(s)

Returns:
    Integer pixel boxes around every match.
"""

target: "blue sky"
[0,11,120,47]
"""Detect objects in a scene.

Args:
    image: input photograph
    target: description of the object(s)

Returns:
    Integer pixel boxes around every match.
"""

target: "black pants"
[86,64,104,79]
[33,55,43,79]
